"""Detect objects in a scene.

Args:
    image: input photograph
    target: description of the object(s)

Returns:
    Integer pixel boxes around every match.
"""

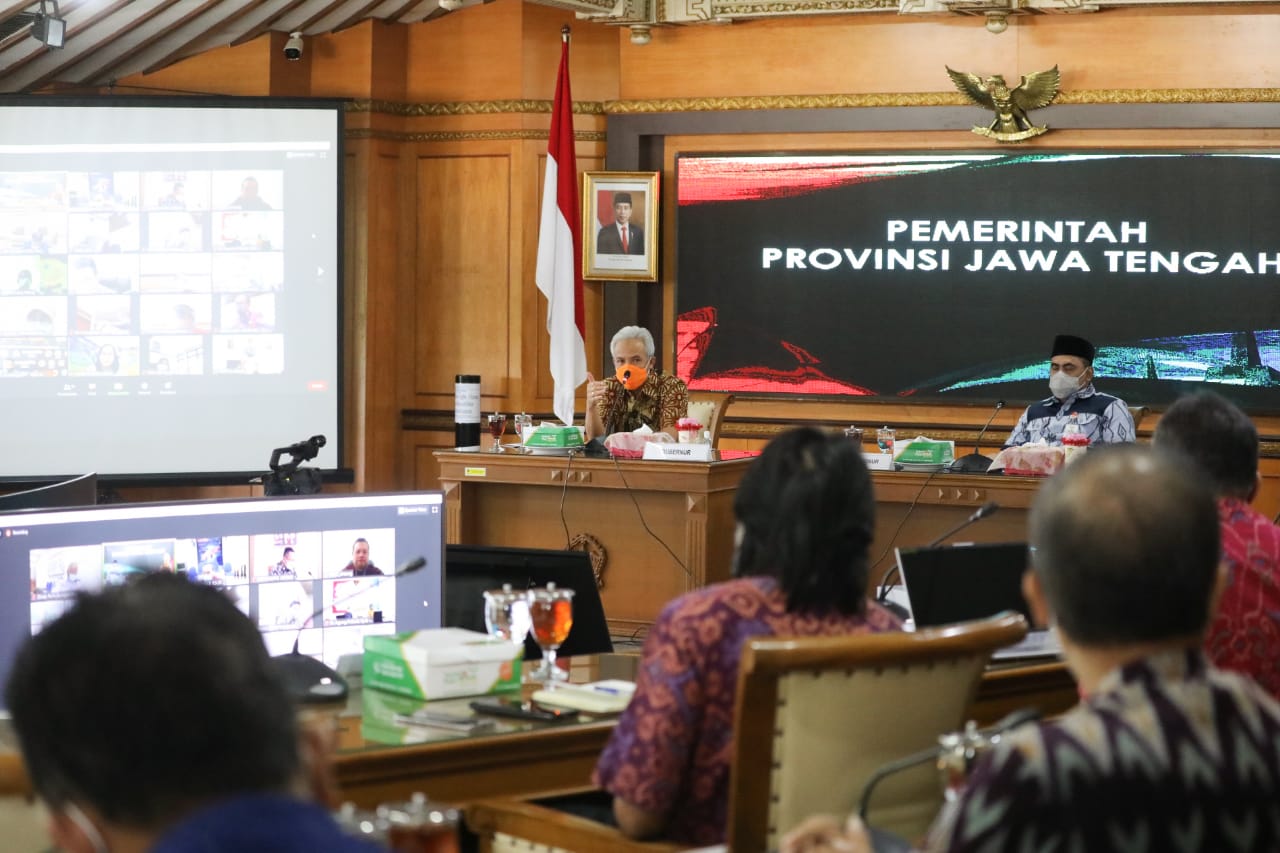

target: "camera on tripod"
[263,435,326,496]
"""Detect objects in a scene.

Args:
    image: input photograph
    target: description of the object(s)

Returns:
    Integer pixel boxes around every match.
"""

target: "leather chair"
[684,391,734,447]
[728,612,1028,850]
[465,612,1027,853]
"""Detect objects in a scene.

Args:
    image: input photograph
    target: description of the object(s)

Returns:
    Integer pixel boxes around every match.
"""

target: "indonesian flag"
[535,30,587,427]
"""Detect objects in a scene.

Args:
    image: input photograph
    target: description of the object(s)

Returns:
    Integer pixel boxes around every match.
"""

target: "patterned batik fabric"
[1207,497,1280,700]
[927,648,1280,852]
[593,371,689,435]
[1005,383,1136,447]
[592,576,902,847]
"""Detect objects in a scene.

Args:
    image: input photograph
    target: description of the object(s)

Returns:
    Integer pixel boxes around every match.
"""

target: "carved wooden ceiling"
[0,0,1259,94]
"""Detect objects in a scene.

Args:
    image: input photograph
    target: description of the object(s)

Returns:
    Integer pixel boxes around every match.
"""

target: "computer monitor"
[0,473,97,512]
[0,491,445,713]
[895,541,1032,628]
[444,544,613,660]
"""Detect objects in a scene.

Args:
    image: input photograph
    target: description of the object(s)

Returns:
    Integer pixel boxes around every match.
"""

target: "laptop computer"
[444,544,614,661]
[894,541,1061,660]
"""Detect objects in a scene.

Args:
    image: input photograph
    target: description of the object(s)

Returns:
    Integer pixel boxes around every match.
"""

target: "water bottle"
[1061,413,1089,464]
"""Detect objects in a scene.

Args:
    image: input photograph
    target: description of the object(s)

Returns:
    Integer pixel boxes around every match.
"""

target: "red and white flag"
[535,28,587,427]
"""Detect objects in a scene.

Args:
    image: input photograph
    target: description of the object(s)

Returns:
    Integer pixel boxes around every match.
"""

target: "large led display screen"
[676,152,1280,409]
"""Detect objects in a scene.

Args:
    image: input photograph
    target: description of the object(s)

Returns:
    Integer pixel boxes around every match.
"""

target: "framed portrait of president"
[582,171,658,282]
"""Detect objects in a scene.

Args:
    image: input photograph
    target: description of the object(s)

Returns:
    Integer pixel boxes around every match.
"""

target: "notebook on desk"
[895,541,1061,660]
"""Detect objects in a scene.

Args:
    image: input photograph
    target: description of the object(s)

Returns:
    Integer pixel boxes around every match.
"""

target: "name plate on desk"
[863,453,895,471]
[642,442,717,462]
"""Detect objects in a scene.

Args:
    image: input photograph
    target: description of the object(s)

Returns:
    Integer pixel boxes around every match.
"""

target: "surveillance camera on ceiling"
[284,31,303,61]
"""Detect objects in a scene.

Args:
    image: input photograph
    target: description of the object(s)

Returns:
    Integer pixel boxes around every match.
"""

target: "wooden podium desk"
[867,470,1042,565]
[435,451,753,637]
[329,655,1076,809]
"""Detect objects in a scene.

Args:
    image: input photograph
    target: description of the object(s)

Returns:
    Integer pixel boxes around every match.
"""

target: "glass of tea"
[528,583,575,683]
[486,412,506,453]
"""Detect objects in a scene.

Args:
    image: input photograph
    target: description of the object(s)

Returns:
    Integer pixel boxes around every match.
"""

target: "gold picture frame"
[582,171,659,282]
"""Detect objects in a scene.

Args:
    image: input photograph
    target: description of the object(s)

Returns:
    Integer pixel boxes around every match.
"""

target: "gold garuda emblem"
[946,65,1061,143]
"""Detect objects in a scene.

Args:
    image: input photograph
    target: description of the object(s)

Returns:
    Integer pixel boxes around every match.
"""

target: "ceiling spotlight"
[14,0,66,48]
[984,10,1009,33]
[629,24,651,45]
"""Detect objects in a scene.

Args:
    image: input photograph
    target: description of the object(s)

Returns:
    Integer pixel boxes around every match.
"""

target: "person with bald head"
[1004,334,1136,447]
[783,445,1280,853]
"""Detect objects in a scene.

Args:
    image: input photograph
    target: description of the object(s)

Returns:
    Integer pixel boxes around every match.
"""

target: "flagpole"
[535,23,588,427]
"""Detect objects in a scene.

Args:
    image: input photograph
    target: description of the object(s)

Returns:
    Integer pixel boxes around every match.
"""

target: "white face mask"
[1049,372,1081,400]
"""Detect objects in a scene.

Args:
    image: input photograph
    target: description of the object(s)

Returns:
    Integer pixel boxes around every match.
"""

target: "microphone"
[926,501,999,548]
[948,400,1005,474]
[272,555,427,704]
[857,708,1040,824]
[876,502,1000,607]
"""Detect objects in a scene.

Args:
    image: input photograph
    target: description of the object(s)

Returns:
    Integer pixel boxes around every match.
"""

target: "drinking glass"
[843,426,864,448]
[482,584,531,648]
[513,412,533,446]
[486,412,506,453]
[528,583,575,683]
[876,426,896,456]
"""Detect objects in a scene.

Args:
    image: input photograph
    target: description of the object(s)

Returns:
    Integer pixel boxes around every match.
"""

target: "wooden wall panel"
[415,154,514,407]
[118,38,275,96]
[404,3,527,102]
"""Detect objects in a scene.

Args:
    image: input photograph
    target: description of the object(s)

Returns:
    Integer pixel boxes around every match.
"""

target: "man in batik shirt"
[783,445,1280,853]
[585,325,688,441]
[1004,334,1136,447]
[1154,389,1280,699]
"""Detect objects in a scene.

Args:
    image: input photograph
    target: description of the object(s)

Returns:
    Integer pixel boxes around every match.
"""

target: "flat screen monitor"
[0,472,97,511]
[895,541,1031,628]
[444,544,614,660]
[0,491,445,713]
[0,96,344,482]
[676,151,1280,411]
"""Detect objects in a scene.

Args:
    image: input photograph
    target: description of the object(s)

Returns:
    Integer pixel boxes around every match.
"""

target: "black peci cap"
[1051,334,1095,362]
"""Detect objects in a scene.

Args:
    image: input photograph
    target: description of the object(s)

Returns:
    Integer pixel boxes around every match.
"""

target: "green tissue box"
[894,437,955,465]
[524,424,585,448]
[363,628,522,701]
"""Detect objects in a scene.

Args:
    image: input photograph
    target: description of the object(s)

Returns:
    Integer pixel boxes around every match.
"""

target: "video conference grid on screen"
[0,99,341,478]
[0,492,445,712]
[0,169,288,376]
[675,151,1280,410]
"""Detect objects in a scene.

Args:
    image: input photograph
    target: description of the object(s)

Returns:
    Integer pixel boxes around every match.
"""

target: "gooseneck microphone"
[876,502,1000,607]
[857,708,1040,824]
[926,501,1000,548]
[272,555,427,704]
[949,400,1006,474]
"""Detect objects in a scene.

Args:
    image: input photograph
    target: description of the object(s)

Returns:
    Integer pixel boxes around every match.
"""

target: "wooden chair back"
[0,751,50,853]
[727,612,1028,850]
[684,391,735,447]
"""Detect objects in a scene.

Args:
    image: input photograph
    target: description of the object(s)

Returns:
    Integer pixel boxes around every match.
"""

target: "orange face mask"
[615,364,648,391]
